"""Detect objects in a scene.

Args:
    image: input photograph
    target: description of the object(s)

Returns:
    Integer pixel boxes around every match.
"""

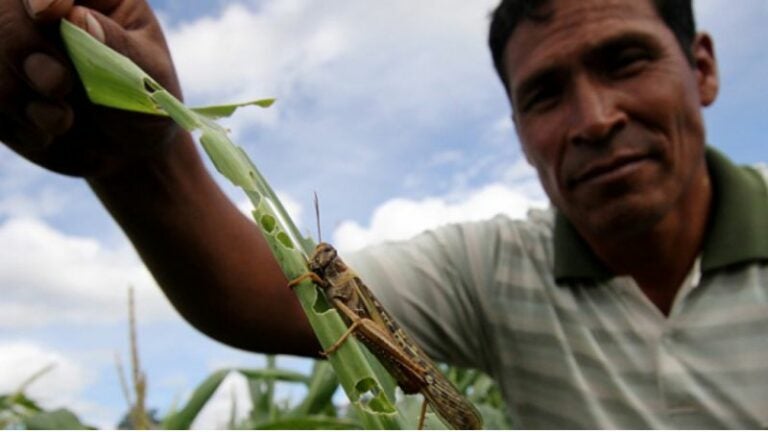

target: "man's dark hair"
[488,0,697,89]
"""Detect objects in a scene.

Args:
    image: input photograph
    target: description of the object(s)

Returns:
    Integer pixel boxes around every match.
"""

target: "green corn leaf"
[290,360,339,417]
[237,366,310,385]
[62,21,160,115]
[246,373,270,426]
[22,408,94,430]
[192,99,276,119]
[160,369,230,429]
[61,19,402,429]
[254,415,360,430]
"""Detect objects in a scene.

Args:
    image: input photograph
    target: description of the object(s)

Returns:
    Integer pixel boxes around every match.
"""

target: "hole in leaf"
[355,377,378,402]
[368,391,397,414]
[143,78,160,94]
[355,378,396,414]
[260,214,276,233]
[276,231,294,249]
[312,289,331,313]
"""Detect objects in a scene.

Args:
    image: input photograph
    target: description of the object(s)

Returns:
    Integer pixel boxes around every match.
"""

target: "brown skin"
[504,0,719,315]
[0,0,317,355]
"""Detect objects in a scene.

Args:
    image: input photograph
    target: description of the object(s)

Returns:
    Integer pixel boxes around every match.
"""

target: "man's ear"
[692,32,719,107]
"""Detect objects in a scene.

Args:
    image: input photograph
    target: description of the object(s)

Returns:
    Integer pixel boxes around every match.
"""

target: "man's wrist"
[86,130,205,212]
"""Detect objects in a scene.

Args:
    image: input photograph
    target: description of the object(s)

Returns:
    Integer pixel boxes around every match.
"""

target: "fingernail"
[24,0,55,17]
[84,12,106,43]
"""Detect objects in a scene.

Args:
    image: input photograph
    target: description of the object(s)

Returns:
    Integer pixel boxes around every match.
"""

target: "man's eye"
[610,49,651,77]
[521,86,560,113]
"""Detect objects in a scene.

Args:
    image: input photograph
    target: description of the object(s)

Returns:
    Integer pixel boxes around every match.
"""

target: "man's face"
[503,0,718,239]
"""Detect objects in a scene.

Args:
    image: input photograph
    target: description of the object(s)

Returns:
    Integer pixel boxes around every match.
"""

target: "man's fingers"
[26,100,74,136]
[24,0,74,22]
[66,6,135,53]
[74,0,123,14]
[1,1,76,152]
[23,52,73,98]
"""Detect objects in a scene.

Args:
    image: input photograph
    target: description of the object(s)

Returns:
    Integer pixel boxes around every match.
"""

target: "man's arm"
[0,0,318,356]
[89,130,320,356]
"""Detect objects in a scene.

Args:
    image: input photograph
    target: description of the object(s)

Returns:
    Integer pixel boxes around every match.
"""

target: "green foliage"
[0,366,94,430]
[0,354,510,430]
[161,357,362,430]
[22,409,94,430]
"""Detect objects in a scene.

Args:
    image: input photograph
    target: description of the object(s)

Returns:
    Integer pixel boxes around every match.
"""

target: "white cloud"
[167,0,497,99]
[166,1,349,105]
[163,0,503,144]
[0,148,73,220]
[333,181,548,252]
[0,341,120,428]
[0,148,46,191]
[0,342,89,404]
[0,217,176,329]
[0,188,68,219]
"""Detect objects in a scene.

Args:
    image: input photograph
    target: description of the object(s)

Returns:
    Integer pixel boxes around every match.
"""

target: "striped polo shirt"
[348,148,768,428]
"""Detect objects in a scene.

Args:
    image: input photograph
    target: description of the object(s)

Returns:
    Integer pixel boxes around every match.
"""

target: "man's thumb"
[66,6,129,50]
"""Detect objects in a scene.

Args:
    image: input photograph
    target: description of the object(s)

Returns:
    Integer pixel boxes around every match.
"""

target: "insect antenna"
[314,191,322,243]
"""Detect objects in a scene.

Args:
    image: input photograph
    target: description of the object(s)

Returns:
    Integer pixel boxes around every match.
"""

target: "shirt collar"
[553,147,768,282]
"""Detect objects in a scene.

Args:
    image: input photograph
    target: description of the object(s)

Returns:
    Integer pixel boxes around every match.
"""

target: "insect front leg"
[287,271,328,289]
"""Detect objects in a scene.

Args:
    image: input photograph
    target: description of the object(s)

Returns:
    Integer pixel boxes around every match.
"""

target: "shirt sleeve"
[345,217,506,375]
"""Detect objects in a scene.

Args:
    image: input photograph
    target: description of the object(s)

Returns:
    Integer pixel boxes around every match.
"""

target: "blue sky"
[0,0,765,428]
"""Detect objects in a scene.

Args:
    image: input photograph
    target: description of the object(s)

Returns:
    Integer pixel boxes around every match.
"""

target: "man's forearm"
[88,131,319,356]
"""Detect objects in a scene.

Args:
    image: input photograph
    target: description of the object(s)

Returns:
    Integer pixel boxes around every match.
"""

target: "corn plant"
[115,286,359,430]
[158,358,363,429]
[1,282,508,429]
[60,19,416,429]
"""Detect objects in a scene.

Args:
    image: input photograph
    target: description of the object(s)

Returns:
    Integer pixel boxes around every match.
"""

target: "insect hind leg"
[417,398,428,430]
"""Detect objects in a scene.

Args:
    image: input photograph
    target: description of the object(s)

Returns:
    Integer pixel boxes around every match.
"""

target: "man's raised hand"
[0,0,186,178]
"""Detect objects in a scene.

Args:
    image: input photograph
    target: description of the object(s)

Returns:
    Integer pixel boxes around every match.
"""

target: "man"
[1,0,766,428]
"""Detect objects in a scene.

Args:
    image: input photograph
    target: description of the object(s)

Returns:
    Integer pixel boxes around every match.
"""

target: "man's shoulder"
[484,206,556,242]
[349,205,557,276]
[426,206,558,269]
[426,206,557,251]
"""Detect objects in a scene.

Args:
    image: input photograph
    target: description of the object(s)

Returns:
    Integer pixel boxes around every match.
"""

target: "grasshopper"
[288,197,483,429]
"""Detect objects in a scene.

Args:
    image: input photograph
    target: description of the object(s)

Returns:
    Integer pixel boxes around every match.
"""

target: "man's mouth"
[568,154,652,188]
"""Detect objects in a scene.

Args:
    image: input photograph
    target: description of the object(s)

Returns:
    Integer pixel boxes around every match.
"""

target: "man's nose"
[567,77,626,146]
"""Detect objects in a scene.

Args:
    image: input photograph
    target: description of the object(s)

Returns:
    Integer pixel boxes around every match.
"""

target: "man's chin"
[573,199,668,242]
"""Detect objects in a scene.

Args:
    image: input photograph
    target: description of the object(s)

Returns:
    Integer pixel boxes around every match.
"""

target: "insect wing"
[422,372,484,430]
[329,298,429,394]
[350,275,483,429]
